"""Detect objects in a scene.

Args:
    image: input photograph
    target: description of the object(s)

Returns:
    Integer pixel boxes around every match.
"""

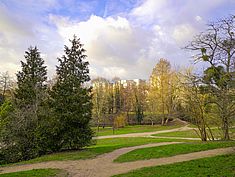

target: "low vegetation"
[114,153,235,177]
[114,141,235,163]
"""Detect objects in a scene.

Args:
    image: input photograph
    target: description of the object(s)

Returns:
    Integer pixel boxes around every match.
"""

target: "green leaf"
[201,48,206,54]
[202,55,209,61]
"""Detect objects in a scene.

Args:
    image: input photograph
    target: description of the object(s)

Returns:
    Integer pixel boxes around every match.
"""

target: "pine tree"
[50,35,93,150]
[1,46,47,163]
[16,46,47,106]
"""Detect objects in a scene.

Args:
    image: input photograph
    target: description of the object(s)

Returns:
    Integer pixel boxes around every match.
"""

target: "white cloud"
[0,2,63,77]
[49,0,210,80]
[103,66,127,78]
[131,0,167,24]
[172,24,197,44]
[51,14,156,79]
[0,0,233,80]
[195,15,202,22]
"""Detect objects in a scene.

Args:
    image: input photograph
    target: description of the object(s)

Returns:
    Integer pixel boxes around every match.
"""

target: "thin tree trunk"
[223,117,230,140]
[97,119,100,132]
[201,125,207,141]
[165,115,169,125]
[206,123,215,141]
[161,117,165,126]
[126,111,130,125]
[193,128,201,138]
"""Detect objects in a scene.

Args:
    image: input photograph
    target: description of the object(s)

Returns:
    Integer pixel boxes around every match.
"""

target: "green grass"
[114,153,235,177]
[1,137,191,167]
[0,169,66,177]
[154,129,200,138]
[153,127,235,139]
[114,141,235,162]
[93,125,182,136]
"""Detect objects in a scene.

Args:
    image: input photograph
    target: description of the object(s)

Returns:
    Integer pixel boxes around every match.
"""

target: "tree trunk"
[102,116,105,129]
[206,124,215,141]
[97,120,100,132]
[201,125,207,141]
[126,111,130,125]
[223,117,230,140]
[112,126,115,135]
[151,118,154,126]
[165,117,169,125]
[161,117,165,126]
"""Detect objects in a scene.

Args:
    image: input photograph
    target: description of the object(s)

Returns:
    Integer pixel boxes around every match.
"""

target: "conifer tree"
[16,46,47,106]
[50,35,93,150]
[1,46,47,163]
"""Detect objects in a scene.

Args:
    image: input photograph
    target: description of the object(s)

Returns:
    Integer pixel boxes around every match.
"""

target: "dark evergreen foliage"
[50,36,93,150]
[0,46,47,163]
[15,46,47,106]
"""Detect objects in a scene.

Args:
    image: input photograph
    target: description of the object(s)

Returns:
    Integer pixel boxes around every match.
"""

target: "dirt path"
[148,135,201,140]
[94,125,193,140]
[0,142,234,177]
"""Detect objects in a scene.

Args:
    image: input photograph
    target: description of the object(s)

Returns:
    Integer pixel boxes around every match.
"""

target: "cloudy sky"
[0,0,234,80]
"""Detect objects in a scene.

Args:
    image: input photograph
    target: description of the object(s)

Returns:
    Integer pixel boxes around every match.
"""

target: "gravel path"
[94,125,194,140]
[148,135,201,140]
[0,142,234,177]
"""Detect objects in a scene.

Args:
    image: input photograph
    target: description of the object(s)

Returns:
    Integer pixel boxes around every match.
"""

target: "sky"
[0,0,234,80]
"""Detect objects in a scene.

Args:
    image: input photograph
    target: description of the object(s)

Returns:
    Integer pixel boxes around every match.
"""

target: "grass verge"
[113,153,235,177]
[93,125,182,136]
[153,128,235,139]
[0,169,66,177]
[114,141,235,162]
[1,137,192,167]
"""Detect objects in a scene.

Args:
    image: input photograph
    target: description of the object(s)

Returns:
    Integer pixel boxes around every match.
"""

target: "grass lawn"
[114,141,235,162]
[0,169,66,177]
[153,127,235,139]
[93,125,182,136]
[1,137,191,167]
[154,129,199,138]
[114,153,235,177]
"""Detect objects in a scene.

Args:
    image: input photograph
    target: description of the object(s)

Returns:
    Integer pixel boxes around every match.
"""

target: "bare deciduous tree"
[0,72,14,102]
[185,15,235,140]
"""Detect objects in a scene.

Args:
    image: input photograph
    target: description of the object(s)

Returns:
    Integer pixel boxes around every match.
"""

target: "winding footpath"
[94,125,197,140]
[0,126,234,177]
[0,143,234,176]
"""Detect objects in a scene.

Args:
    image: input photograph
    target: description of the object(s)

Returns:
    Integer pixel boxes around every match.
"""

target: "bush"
[114,114,126,128]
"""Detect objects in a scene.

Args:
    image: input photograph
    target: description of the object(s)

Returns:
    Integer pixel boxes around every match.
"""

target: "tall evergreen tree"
[50,35,93,150]
[1,46,47,163]
[16,46,47,106]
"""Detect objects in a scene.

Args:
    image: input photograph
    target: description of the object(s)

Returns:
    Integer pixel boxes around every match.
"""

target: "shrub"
[114,113,126,128]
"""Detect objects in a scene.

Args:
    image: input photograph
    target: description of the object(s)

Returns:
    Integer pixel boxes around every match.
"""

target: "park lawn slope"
[153,129,199,138]
[153,127,235,139]
[93,125,182,136]
[0,169,66,177]
[114,141,235,162]
[114,153,235,177]
[0,137,191,167]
